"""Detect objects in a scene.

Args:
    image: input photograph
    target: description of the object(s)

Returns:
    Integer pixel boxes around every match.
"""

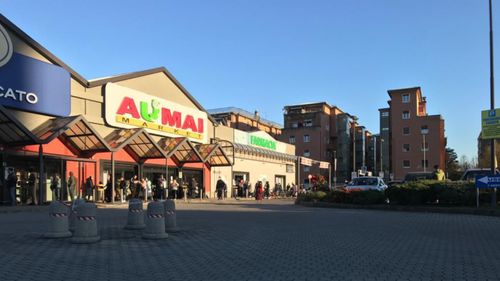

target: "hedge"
[296,180,500,207]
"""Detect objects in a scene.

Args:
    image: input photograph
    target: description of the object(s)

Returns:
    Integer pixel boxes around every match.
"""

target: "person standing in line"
[255,181,264,203]
[85,176,94,201]
[264,181,270,199]
[6,168,17,206]
[105,174,113,203]
[67,171,76,202]
[170,178,179,200]
[28,170,37,205]
[215,177,225,200]
[50,174,61,201]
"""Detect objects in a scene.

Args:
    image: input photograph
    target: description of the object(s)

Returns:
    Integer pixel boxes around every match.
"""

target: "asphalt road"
[0,199,499,281]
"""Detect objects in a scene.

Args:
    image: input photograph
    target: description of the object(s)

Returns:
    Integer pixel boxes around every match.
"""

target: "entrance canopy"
[196,143,232,167]
[0,105,39,146]
[33,115,110,155]
[233,143,296,162]
[105,128,166,162]
[158,137,203,164]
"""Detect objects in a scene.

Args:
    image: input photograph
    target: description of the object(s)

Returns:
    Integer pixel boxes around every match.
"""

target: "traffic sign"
[481,109,500,139]
[475,175,500,188]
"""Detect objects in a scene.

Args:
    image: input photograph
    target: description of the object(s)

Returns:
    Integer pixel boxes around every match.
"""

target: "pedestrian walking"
[255,181,264,203]
[216,177,226,200]
[28,170,37,205]
[50,174,61,201]
[6,168,17,206]
[170,179,179,200]
[85,176,94,201]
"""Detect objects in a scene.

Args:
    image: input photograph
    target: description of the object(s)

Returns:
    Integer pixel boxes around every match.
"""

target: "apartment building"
[280,102,372,185]
[379,87,445,181]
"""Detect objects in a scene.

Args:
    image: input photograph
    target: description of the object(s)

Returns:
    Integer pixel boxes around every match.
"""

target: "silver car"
[345,177,387,191]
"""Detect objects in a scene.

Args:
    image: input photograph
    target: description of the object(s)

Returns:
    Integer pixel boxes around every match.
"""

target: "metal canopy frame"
[32,115,111,156]
[197,143,232,167]
[0,105,39,146]
[233,142,297,162]
[105,128,166,163]
[158,137,204,165]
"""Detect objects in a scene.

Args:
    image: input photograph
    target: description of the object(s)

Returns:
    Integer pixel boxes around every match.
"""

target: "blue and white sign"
[475,175,500,189]
[0,24,70,116]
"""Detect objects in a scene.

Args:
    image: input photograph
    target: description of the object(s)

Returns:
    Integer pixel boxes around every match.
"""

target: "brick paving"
[0,200,500,280]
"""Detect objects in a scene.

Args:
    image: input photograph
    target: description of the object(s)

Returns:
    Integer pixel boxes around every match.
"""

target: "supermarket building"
[0,15,296,203]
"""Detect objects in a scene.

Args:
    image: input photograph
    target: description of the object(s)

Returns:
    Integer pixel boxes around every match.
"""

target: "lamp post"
[489,0,497,207]
[421,127,429,172]
[379,138,384,178]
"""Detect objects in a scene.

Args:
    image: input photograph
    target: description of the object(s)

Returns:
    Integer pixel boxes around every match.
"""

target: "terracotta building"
[379,87,445,181]
[280,102,373,185]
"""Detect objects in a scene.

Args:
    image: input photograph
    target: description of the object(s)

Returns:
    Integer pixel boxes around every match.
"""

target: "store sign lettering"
[105,83,208,143]
[0,23,70,116]
[116,97,204,134]
[250,135,277,150]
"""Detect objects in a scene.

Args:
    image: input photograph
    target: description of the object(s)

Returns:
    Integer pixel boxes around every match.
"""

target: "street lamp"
[379,138,384,178]
[421,127,429,172]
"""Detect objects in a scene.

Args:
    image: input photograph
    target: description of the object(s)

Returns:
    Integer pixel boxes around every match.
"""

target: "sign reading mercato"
[0,23,70,116]
[105,83,208,143]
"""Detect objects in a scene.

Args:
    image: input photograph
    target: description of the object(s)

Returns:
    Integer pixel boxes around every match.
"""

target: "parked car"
[403,172,435,182]
[460,168,499,182]
[345,177,387,191]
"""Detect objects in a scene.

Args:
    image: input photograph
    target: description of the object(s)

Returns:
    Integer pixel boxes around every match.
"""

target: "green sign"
[250,135,277,150]
[482,109,500,139]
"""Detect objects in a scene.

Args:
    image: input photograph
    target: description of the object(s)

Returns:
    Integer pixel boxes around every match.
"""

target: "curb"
[296,201,500,217]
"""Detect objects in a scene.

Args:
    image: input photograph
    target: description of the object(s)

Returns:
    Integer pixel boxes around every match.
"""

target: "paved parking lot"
[1,200,500,281]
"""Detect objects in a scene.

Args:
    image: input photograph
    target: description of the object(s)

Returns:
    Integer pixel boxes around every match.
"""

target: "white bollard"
[164,199,180,233]
[44,201,72,238]
[124,199,145,230]
[69,198,86,232]
[70,202,100,244]
[142,201,169,239]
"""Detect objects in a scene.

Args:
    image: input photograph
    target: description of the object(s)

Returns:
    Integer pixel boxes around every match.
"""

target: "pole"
[333,151,337,189]
[373,136,377,174]
[380,139,383,177]
[165,158,169,199]
[328,163,332,191]
[38,144,44,205]
[490,0,497,207]
[297,157,301,191]
[111,152,115,204]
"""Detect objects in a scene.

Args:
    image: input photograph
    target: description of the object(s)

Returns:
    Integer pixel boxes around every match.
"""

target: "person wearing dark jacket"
[216,177,226,200]
[6,168,17,206]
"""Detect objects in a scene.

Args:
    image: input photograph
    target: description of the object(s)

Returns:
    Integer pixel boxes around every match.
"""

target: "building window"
[291,122,298,128]
[304,119,313,127]
[402,94,410,103]
[303,150,310,157]
[381,111,389,117]
[303,166,310,172]
[402,144,410,152]
[422,160,428,169]
[382,127,389,131]
[403,160,410,168]
[421,142,429,151]
[303,134,310,143]
[289,136,295,144]
[403,127,410,135]
[402,111,410,119]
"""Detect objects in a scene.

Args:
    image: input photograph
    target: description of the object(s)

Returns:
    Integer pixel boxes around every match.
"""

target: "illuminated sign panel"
[105,83,208,143]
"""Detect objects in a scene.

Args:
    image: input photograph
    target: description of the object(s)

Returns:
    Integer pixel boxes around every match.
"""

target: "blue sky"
[0,0,496,160]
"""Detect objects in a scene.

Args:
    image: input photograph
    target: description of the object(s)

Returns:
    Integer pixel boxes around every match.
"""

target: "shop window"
[403,127,410,135]
[289,136,295,144]
[303,135,310,143]
[402,94,410,103]
[402,111,410,120]
[403,160,410,168]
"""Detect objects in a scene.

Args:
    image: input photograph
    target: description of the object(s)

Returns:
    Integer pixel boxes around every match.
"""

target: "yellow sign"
[482,109,500,139]
[116,115,203,140]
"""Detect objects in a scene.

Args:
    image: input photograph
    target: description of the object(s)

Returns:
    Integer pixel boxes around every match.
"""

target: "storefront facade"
[0,15,295,204]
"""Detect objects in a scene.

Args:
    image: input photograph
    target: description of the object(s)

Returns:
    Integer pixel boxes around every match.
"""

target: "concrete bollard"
[142,201,169,239]
[70,202,100,244]
[69,198,86,232]
[124,199,145,230]
[44,201,72,238]
[164,199,180,232]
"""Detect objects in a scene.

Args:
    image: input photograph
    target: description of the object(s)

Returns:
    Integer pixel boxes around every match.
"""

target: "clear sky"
[0,0,497,160]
